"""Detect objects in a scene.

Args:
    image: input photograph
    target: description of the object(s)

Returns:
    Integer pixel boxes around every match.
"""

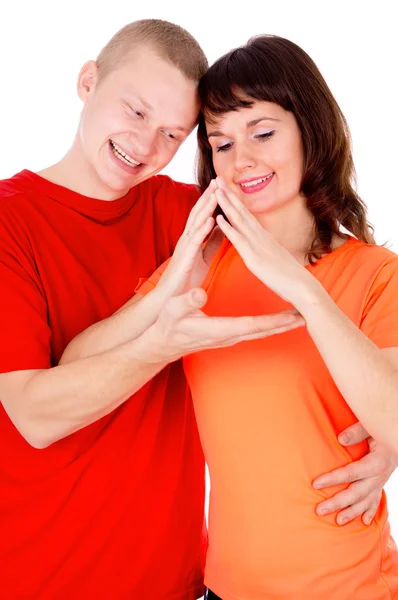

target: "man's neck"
[38,136,129,201]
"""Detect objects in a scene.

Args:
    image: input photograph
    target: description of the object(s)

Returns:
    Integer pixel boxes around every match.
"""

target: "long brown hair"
[197,35,375,261]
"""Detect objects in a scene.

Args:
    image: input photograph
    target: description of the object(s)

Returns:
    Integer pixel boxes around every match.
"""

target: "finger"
[189,216,215,247]
[185,181,217,230]
[338,421,370,446]
[313,455,376,489]
[190,191,219,233]
[335,495,379,526]
[166,288,208,319]
[215,189,253,236]
[362,498,380,525]
[198,312,305,344]
[216,179,261,230]
[216,318,305,347]
[216,214,249,256]
[316,479,376,515]
[172,216,215,277]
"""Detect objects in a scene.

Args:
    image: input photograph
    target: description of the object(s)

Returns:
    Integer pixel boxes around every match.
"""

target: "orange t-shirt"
[139,236,398,599]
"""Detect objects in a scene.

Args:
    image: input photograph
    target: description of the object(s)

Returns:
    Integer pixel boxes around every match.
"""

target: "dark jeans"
[206,590,222,600]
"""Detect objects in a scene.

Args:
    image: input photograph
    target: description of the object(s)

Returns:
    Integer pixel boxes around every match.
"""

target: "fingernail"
[317,507,328,515]
[339,433,351,444]
[338,517,348,525]
[313,481,322,490]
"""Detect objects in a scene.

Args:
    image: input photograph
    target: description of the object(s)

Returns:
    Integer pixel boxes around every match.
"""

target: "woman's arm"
[297,290,398,451]
[215,182,398,453]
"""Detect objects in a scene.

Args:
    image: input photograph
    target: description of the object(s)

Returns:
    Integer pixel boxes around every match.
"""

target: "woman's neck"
[254,196,316,264]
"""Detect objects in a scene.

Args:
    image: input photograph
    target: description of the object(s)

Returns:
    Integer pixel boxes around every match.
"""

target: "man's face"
[78,46,200,198]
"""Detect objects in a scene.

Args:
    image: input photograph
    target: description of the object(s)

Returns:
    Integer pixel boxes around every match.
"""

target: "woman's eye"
[216,142,232,153]
[254,131,275,141]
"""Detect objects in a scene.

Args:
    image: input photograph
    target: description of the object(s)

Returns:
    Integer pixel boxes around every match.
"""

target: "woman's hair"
[197,35,375,261]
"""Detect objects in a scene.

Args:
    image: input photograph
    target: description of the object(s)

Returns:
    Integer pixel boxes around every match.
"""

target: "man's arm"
[0,334,167,449]
[60,286,166,364]
[1,287,301,449]
[1,183,301,448]
[60,183,224,365]
[0,181,215,448]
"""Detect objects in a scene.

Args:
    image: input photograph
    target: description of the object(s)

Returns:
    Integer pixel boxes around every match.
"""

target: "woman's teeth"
[241,173,273,188]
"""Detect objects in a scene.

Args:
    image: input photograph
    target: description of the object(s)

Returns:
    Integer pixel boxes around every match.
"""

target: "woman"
[63,36,398,598]
[138,35,398,598]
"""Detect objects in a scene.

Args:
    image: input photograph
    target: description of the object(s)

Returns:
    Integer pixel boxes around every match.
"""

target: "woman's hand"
[214,179,324,312]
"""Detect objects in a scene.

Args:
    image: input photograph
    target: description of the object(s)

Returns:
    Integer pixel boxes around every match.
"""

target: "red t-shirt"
[0,170,206,599]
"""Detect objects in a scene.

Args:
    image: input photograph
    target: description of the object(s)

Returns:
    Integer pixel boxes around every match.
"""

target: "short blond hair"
[96,19,208,82]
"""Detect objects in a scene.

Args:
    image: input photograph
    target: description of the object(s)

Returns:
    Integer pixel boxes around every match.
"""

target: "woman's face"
[206,101,304,217]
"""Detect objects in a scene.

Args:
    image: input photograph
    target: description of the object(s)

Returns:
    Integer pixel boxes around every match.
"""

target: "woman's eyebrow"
[208,116,280,138]
[247,116,280,127]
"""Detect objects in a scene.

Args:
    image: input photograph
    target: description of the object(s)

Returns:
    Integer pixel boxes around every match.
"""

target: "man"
[0,18,394,600]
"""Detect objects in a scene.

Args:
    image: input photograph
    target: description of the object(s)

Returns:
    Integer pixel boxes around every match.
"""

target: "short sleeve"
[0,202,51,373]
[360,256,398,348]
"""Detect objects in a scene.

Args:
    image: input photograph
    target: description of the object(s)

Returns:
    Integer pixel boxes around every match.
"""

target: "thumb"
[167,288,207,318]
[338,421,370,446]
[189,287,207,308]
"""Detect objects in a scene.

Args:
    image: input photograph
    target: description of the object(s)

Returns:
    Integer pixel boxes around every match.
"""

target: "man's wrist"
[128,324,173,366]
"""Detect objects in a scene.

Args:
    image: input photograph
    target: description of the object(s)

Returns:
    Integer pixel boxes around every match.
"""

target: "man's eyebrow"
[129,95,189,133]
[136,95,152,111]
[207,116,280,138]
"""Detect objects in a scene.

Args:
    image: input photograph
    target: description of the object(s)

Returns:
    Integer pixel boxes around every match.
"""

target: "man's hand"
[313,422,398,525]
[157,180,222,298]
[143,287,305,364]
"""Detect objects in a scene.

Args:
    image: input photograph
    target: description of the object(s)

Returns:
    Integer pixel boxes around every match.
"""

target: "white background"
[1,0,398,551]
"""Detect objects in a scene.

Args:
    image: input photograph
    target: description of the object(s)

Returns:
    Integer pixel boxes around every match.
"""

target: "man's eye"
[163,131,179,142]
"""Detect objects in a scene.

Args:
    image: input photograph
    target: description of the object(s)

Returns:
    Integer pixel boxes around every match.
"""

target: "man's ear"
[77,60,99,102]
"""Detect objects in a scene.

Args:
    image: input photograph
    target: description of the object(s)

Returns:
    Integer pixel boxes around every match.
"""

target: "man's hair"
[96,19,208,82]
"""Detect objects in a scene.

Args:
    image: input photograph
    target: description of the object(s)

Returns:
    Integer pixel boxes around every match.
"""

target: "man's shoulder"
[0,171,35,215]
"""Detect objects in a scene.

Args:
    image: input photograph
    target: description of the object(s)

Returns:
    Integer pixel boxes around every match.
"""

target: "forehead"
[205,100,289,130]
[106,47,200,128]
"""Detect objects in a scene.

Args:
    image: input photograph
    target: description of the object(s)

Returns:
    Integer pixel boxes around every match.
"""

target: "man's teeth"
[241,174,273,188]
[110,140,141,166]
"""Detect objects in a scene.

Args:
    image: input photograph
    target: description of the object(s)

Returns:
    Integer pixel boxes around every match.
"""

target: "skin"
[0,52,299,449]
[2,57,392,525]
[205,99,398,521]
[39,45,200,200]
